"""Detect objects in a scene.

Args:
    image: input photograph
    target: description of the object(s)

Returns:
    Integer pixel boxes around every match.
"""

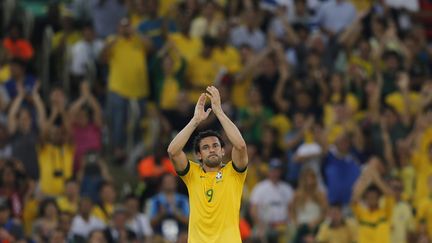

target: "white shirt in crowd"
[250,179,294,224]
[70,39,104,76]
[126,213,153,239]
[385,0,419,12]
[71,214,105,238]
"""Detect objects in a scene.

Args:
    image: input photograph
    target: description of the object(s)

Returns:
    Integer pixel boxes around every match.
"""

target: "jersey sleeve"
[177,160,195,185]
[230,161,248,185]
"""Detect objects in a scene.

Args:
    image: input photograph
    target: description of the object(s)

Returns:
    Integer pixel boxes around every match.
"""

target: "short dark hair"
[364,185,382,197]
[193,130,225,154]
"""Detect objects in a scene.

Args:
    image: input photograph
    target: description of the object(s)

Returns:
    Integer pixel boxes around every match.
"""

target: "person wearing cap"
[167,86,248,242]
[249,158,294,243]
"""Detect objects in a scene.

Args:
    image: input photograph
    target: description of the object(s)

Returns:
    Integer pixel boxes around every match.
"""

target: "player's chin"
[204,158,220,167]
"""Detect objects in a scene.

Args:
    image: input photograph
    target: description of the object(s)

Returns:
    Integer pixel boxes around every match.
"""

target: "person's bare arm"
[272,42,291,112]
[7,85,25,134]
[31,82,47,132]
[396,72,413,126]
[167,94,212,172]
[235,47,272,83]
[100,36,117,63]
[206,86,248,170]
[381,118,396,169]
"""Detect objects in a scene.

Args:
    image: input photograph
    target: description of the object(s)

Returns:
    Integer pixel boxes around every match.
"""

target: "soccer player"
[167,86,248,242]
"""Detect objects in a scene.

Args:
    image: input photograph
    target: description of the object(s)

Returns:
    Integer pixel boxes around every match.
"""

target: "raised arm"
[206,86,248,170]
[167,94,212,172]
[70,82,103,127]
[31,82,47,132]
[7,84,25,134]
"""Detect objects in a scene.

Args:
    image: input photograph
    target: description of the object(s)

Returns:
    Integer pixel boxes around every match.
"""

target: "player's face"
[198,136,224,168]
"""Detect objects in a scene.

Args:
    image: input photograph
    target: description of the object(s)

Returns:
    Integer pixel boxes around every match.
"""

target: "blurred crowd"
[0,0,432,242]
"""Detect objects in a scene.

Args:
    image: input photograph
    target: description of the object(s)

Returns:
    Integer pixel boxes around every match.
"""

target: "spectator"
[8,82,45,180]
[185,35,221,102]
[190,0,224,38]
[88,229,108,243]
[238,87,273,144]
[59,211,86,243]
[257,125,284,162]
[124,194,153,242]
[69,82,103,171]
[291,169,328,243]
[416,175,432,241]
[56,179,80,214]
[71,197,105,239]
[168,13,202,61]
[0,125,12,159]
[33,199,60,243]
[3,59,36,101]
[249,159,294,243]
[0,161,27,219]
[0,46,11,83]
[230,9,266,51]
[322,131,362,206]
[2,23,34,61]
[148,173,189,242]
[38,99,74,197]
[137,0,177,50]
[151,43,186,110]
[77,152,112,202]
[92,182,116,224]
[0,198,24,241]
[389,177,415,243]
[212,22,242,75]
[315,0,357,36]
[101,17,151,161]
[351,157,394,243]
[316,203,358,243]
[90,0,127,38]
[137,145,177,196]
[103,207,137,243]
[48,227,67,243]
[69,24,104,93]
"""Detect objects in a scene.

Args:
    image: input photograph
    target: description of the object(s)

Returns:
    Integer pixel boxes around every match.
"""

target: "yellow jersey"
[417,197,432,239]
[107,35,149,98]
[179,160,247,243]
[38,143,74,196]
[352,197,394,243]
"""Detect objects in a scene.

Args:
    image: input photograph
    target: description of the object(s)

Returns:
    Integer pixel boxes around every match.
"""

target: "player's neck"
[202,164,222,172]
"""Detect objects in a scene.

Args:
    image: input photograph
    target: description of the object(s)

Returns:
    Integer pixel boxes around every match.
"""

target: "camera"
[53,170,63,177]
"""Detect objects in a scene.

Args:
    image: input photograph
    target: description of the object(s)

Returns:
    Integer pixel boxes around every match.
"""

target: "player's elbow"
[235,142,247,152]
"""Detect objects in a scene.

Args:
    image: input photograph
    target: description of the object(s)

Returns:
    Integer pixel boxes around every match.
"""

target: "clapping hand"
[206,86,223,116]
[193,93,212,123]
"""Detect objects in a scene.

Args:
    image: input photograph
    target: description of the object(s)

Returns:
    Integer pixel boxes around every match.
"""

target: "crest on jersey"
[216,171,223,181]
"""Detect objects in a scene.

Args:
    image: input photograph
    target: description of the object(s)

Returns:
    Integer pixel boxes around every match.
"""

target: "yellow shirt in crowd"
[411,148,432,208]
[57,196,79,214]
[212,46,241,74]
[107,35,149,99]
[179,161,247,243]
[92,203,114,224]
[417,197,432,239]
[316,218,358,243]
[385,92,421,116]
[51,31,82,50]
[391,201,415,243]
[0,64,10,83]
[186,55,220,102]
[38,144,74,196]
[352,197,394,243]
[168,33,203,61]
